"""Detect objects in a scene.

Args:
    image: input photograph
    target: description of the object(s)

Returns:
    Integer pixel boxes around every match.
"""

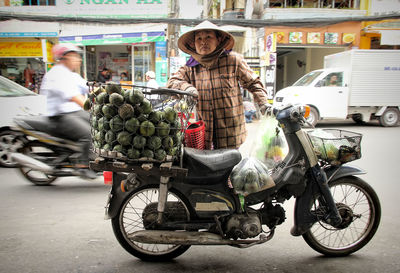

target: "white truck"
[273,49,400,127]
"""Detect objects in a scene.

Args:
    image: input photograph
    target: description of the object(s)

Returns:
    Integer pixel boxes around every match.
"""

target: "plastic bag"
[249,116,288,169]
[230,157,275,196]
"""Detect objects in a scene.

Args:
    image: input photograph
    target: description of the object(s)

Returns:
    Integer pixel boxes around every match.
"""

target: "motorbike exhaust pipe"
[129,230,273,248]
[11,153,53,173]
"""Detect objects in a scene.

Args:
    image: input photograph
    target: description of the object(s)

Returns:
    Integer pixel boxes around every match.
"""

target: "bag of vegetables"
[250,116,288,169]
[230,157,275,196]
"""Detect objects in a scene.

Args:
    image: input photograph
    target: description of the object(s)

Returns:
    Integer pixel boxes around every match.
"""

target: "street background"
[0,119,399,273]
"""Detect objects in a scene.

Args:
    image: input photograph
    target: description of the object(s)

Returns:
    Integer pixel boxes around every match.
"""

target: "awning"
[59,31,165,45]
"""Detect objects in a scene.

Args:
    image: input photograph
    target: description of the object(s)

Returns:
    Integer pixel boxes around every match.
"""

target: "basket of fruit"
[84,82,196,163]
[307,129,362,166]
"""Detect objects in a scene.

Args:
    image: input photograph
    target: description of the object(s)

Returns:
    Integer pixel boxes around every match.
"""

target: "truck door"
[314,72,348,119]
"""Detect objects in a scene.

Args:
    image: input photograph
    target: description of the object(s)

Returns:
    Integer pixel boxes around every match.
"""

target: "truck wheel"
[351,114,364,125]
[305,107,319,127]
[379,108,400,127]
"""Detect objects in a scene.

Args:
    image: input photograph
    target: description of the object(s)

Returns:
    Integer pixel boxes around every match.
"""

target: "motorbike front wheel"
[111,185,193,261]
[19,141,58,185]
[303,176,381,256]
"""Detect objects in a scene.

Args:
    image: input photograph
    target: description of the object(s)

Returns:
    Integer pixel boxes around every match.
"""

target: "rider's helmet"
[52,43,82,61]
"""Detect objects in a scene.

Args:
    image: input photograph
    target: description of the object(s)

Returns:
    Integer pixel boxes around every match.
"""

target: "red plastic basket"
[184,120,205,150]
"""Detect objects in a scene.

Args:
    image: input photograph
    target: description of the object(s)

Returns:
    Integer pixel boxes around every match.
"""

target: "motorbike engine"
[224,213,262,240]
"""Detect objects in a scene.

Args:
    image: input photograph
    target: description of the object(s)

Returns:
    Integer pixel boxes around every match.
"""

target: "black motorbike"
[11,114,97,185]
[90,97,380,261]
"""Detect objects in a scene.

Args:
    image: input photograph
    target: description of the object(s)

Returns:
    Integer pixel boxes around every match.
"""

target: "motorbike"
[10,114,97,185]
[89,89,381,261]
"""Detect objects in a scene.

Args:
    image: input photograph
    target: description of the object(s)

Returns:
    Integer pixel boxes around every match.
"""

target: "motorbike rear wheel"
[19,141,58,185]
[303,176,381,256]
[111,185,192,261]
[0,130,27,168]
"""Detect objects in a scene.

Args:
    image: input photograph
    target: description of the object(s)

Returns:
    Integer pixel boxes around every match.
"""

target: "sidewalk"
[239,118,262,158]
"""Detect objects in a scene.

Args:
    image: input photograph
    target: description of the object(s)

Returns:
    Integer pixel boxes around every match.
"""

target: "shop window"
[133,45,151,86]
[22,0,55,6]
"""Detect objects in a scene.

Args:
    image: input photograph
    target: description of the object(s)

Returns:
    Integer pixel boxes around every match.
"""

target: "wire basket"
[86,82,195,163]
[307,129,362,165]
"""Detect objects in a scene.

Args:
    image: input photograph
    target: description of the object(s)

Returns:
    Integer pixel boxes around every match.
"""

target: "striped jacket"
[167,51,268,149]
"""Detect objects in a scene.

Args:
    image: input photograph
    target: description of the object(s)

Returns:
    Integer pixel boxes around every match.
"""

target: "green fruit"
[118,103,135,120]
[83,97,92,111]
[102,104,117,119]
[140,98,152,114]
[162,136,174,149]
[244,181,260,194]
[129,88,144,104]
[123,89,132,103]
[164,107,177,123]
[91,116,98,130]
[117,131,132,146]
[127,148,140,159]
[94,130,106,146]
[106,83,122,95]
[154,149,167,161]
[109,93,124,107]
[105,130,116,144]
[96,92,109,104]
[147,136,162,150]
[157,121,170,137]
[137,113,148,122]
[170,119,182,134]
[102,143,111,151]
[97,117,110,131]
[125,117,140,133]
[244,169,258,184]
[110,116,124,132]
[140,120,155,137]
[149,111,164,124]
[172,132,183,145]
[141,149,154,159]
[112,144,124,153]
[133,135,146,149]
[166,147,178,156]
[93,104,103,117]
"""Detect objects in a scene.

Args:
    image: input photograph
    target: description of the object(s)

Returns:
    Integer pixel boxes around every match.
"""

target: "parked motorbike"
[90,90,380,261]
[11,114,97,185]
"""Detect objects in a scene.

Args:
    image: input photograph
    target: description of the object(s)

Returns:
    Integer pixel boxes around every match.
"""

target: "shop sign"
[59,31,165,45]
[0,42,43,57]
[59,0,167,18]
[0,32,58,38]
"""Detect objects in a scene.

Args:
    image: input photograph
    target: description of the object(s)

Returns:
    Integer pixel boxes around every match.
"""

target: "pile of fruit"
[84,84,185,162]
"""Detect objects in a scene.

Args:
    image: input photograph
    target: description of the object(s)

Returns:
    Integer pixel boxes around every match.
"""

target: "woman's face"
[194,30,220,55]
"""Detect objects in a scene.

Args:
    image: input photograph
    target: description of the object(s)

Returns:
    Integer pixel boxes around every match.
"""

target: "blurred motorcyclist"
[40,43,96,179]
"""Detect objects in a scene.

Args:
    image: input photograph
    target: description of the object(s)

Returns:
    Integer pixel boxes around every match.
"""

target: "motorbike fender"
[107,172,129,219]
[325,165,366,184]
[290,164,366,236]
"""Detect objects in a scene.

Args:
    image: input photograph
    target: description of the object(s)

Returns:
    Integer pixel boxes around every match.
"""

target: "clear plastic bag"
[249,116,288,169]
[230,157,275,196]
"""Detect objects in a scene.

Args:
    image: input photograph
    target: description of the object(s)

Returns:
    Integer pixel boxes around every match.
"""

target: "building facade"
[0,0,169,89]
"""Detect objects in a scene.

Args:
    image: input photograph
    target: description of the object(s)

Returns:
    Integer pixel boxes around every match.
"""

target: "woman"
[167,20,269,149]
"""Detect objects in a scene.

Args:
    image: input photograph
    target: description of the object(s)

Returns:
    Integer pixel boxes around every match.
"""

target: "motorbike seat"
[14,116,74,145]
[183,147,242,173]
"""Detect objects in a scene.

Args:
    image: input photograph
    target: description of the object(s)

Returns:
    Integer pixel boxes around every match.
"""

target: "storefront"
[263,21,362,94]
[59,27,168,87]
[0,38,56,92]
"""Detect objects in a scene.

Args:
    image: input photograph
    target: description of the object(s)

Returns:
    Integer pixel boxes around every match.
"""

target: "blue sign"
[0,32,58,37]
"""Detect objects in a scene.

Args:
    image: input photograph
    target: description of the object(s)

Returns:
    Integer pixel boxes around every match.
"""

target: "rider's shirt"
[40,64,88,116]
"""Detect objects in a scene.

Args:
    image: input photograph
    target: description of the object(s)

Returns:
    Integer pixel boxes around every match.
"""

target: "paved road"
[0,119,399,273]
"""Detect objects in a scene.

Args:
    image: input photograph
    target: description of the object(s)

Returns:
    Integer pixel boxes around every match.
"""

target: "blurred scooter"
[11,116,98,185]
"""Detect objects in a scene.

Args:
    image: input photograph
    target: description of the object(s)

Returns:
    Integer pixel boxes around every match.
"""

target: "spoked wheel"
[19,141,58,185]
[111,185,192,261]
[0,130,27,168]
[303,177,381,256]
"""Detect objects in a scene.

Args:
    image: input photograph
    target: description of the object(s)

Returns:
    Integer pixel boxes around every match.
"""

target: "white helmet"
[52,43,82,61]
[145,71,156,79]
